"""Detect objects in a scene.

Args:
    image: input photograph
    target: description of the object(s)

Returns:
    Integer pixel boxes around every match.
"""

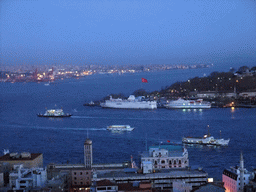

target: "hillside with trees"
[98,65,256,105]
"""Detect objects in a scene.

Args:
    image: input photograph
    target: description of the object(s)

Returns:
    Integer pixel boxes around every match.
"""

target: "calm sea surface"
[1,68,256,181]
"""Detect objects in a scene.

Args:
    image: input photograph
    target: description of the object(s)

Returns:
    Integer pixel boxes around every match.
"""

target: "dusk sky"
[1,0,256,68]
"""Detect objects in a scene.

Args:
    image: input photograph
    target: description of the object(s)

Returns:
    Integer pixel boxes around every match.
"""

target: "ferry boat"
[100,95,157,109]
[37,109,72,117]
[182,132,230,146]
[107,125,134,131]
[166,98,211,109]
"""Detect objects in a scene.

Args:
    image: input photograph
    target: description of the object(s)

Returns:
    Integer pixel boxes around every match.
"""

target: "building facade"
[141,145,189,172]
[84,139,93,169]
[0,152,43,169]
[71,168,92,187]
[47,163,92,192]
[222,153,253,192]
[9,164,47,191]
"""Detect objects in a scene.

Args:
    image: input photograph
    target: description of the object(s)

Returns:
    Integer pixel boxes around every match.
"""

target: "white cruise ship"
[166,98,211,109]
[100,95,157,109]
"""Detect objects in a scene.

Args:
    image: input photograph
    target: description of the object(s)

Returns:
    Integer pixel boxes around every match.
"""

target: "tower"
[239,152,245,192]
[84,139,92,168]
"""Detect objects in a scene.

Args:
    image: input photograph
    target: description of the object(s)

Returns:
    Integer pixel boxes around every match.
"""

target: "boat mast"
[220,130,221,139]
[207,125,210,137]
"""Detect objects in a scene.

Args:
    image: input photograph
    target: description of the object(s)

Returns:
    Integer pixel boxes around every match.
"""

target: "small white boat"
[107,125,134,131]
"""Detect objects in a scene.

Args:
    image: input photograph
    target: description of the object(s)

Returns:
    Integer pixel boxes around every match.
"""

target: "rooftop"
[94,167,207,180]
[118,182,152,191]
[0,153,42,161]
[141,145,184,158]
[96,179,116,186]
[149,144,183,151]
[192,183,225,192]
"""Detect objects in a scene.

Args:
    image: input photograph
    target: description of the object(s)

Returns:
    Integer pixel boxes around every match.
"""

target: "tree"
[229,67,236,73]
[132,89,148,96]
[250,66,256,73]
[209,71,220,78]
[238,66,250,73]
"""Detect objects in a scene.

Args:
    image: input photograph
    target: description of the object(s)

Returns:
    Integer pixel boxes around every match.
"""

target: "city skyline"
[1,0,255,68]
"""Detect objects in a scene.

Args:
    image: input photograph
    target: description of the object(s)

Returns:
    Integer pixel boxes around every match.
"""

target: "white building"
[196,91,218,98]
[9,164,47,191]
[141,145,189,172]
[239,91,256,98]
[222,153,253,192]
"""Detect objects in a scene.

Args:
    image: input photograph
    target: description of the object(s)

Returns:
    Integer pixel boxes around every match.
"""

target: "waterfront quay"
[0,63,210,83]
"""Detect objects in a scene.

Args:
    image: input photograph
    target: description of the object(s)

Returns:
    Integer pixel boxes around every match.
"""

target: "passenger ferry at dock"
[100,95,157,109]
[107,125,134,131]
[166,98,211,109]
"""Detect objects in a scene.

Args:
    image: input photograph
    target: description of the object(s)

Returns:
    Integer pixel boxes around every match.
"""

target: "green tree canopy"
[238,66,250,73]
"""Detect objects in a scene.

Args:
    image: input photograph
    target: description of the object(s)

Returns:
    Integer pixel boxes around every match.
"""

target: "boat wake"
[71,116,172,121]
[1,124,107,131]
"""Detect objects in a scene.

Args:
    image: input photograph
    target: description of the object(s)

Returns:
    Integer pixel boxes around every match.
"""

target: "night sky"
[1,0,255,67]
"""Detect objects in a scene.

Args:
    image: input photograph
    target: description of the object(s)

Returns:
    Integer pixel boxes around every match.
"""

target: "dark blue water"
[1,68,256,181]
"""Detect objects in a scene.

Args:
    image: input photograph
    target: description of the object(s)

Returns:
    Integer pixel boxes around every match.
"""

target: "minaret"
[84,139,93,168]
[239,152,245,192]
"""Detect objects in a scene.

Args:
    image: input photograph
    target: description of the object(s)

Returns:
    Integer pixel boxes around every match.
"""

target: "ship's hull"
[166,99,211,109]
[37,114,72,117]
[101,101,157,109]
[182,137,230,146]
[107,125,134,131]
[107,127,134,131]
[166,104,211,109]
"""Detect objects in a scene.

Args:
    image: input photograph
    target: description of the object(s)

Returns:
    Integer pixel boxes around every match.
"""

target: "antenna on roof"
[87,129,89,139]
